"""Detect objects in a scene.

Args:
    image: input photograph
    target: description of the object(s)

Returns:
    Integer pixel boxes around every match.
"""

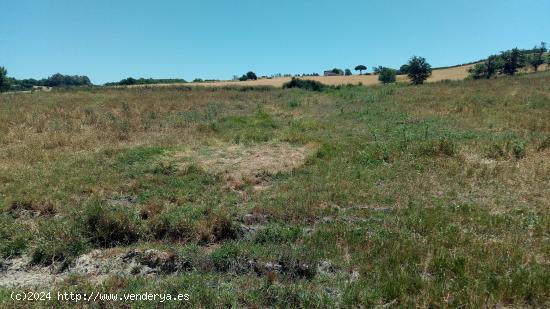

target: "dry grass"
[0,72,549,307]
[171,142,317,189]
[123,64,477,88]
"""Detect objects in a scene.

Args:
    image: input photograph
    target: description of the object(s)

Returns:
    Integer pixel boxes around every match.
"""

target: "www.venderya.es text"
[11,291,190,303]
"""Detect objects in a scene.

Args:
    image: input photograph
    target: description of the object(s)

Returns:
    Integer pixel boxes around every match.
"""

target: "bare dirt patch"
[171,142,317,190]
[0,249,189,288]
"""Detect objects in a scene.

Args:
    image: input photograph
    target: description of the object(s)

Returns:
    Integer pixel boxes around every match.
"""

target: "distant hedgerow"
[282,78,326,91]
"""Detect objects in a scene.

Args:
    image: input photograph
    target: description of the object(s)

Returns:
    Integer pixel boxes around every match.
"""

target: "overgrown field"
[0,72,549,307]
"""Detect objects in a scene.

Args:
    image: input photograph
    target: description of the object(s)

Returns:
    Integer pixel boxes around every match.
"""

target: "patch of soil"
[0,249,190,288]
[105,195,138,207]
[0,248,355,288]
[7,200,56,219]
[172,142,317,190]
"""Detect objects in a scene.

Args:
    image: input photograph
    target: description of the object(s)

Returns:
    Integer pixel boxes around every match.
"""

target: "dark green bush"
[283,78,326,91]
[378,67,397,84]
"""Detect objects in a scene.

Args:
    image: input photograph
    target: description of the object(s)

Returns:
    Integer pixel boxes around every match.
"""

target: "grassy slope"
[0,72,549,307]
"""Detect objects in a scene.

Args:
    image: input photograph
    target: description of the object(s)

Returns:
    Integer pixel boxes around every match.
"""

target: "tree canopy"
[500,48,524,75]
[406,56,432,85]
[0,66,10,92]
[239,71,258,81]
[526,42,547,72]
[354,65,367,75]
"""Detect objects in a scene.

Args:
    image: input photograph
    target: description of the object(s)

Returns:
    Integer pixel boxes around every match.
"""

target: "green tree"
[398,64,410,75]
[485,55,501,78]
[246,71,257,80]
[406,56,432,85]
[527,42,547,72]
[468,55,501,79]
[377,67,397,84]
[344,69,352,76]
[0,66,11,92]
[500,48,524,75]
[468,63,488,80]
[354,65,367,75]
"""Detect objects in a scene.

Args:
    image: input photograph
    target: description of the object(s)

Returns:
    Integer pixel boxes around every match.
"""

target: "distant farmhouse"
[324,70,343,76]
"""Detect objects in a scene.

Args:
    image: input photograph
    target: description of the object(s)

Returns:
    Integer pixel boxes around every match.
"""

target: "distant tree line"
[3,42,547,93]
[469,42,547,79]
[105,77,187,86]
[0,72,93,91]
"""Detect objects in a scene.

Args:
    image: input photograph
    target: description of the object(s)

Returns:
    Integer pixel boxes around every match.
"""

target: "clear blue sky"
[1,0,549,84]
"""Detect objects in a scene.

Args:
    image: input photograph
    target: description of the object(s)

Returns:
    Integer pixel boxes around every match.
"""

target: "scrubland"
[0,72,549,307]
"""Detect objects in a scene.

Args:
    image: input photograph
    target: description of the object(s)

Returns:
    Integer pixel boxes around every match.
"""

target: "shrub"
[149,206,194,241]
[344,69,352,76]
[377,67,397,84]
[288,97,300,108]
[468,55,501,79]
[419,138,457,157]
[0,216,32,257]
[276,250,317,279]
[197,213,239,243]
[513,141,526,159]
[282,78,326,91]
[210,243,249,273]
[30,220,88,265]
[469,63,488,80]
[254,224,302,244]
[81,201,144,247]
[406,56,432,85]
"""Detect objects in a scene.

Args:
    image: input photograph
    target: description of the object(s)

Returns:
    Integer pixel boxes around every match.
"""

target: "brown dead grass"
[171,142,317,189]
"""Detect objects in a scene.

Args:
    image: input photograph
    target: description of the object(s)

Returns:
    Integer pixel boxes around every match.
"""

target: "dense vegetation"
[5,73,92,91]
[0,71,548,307]
[0,67,9,92]
[282,77,326,91]
[238,71,258,81]
[376,67,397,84]
[104,77,187,86]
[469,43,547,79]
[406,56,433,84]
